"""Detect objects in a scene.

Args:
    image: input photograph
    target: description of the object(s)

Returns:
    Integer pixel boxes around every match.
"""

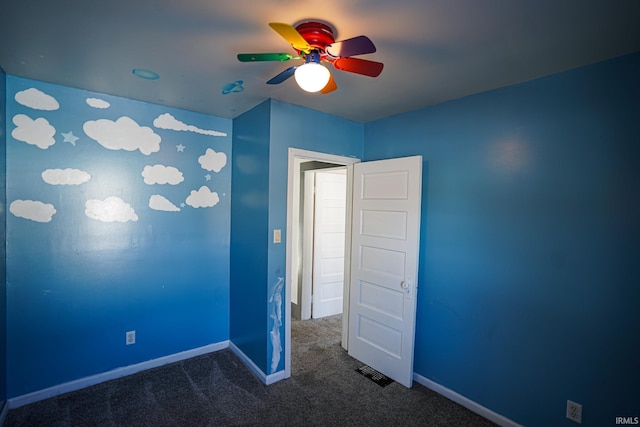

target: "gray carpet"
[6,315,497,426]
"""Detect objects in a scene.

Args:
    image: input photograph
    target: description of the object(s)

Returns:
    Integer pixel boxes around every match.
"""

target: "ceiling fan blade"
[320,73,337,94]
[268,22,312,53]
[237,53,296,62]
[326,36,376,58]
[266,66,297,84]
[333,57,383,77]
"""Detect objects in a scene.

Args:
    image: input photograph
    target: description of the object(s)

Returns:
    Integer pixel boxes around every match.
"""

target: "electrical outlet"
[566,400,582,424]
[126,330,136,345]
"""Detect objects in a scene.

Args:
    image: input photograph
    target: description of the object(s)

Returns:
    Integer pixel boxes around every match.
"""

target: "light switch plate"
[273,229,281,244]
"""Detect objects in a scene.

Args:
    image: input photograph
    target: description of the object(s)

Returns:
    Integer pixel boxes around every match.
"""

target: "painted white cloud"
[85,196,138,222]
[15,88,60,111]
[185,186,220,208]
[198,148,227,173]
[83,116,161,155]
[11,114,56,149]
[149,195,180,212]
[42,168,91,185]
[153,113,227,137]
[10,200,57,223]
[86,98,110,109]
[141,164,184,185]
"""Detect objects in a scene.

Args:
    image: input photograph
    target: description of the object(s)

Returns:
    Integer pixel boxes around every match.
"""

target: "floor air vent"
[355,365,394,387]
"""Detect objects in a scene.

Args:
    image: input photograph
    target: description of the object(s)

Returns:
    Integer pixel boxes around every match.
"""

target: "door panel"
[348,156,422,387]
[361,210,408,239]
[359,280,404,319]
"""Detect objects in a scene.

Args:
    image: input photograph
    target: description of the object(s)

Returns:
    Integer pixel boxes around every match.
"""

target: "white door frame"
[285,148,360,378]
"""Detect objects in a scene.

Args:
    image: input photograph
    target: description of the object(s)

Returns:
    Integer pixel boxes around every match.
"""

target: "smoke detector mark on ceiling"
[132,69,159,80]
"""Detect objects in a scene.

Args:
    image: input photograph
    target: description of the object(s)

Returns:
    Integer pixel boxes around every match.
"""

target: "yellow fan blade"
[269,22,311,53]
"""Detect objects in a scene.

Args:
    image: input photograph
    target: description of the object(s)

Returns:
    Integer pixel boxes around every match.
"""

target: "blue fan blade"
[267,66,297,84]
[326,36,376,58]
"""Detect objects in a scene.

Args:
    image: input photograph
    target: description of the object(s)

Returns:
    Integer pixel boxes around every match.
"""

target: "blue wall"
[364,53,640,426]
[267,100,363,373]
[230,99,362,375]
[0,66,7,406]
[6,77,232,397]
[230,100,271,373]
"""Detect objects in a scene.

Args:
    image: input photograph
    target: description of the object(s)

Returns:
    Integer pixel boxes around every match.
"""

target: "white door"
[311,169,347,318]
[348,155,422,388]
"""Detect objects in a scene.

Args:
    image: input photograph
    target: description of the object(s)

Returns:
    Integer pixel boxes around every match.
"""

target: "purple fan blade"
[326,36,376,58]
[267,66,297,84]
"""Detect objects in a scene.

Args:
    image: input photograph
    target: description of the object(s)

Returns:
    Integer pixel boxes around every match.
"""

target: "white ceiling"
[1,0,639,123]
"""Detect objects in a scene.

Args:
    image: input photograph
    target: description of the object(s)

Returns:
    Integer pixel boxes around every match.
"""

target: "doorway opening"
[285,148,360,378]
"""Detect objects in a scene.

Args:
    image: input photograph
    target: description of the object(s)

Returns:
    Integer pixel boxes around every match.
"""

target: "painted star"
[205,174,212,181]
[180,203,186,208]
[62,131,79,146]
[176,144,186,152]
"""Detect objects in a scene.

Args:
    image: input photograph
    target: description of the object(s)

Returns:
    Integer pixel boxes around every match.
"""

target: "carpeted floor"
[6,315,497,426]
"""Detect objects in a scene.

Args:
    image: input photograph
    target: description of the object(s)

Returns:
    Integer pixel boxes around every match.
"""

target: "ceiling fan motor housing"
[295,21,335,52]
[237,20,382,91]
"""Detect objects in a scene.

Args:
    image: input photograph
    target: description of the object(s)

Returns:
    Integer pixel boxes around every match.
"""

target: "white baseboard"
[8,341,229,409]
[229,341,285,385]
[265,370,286,385]
[413,373,524,427]
[0,400,8,426]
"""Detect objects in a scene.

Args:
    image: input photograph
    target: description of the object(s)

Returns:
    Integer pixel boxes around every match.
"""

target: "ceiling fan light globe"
[294,63,331,93]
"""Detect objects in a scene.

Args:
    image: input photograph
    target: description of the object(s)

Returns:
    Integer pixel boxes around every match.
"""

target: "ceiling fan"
[237,21,383,94]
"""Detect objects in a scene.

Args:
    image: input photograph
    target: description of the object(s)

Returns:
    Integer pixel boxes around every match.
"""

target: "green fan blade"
[237,53,295,62]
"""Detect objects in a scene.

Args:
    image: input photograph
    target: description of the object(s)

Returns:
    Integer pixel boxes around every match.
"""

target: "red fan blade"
[320,73,337,94]
[333,57,383,77]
